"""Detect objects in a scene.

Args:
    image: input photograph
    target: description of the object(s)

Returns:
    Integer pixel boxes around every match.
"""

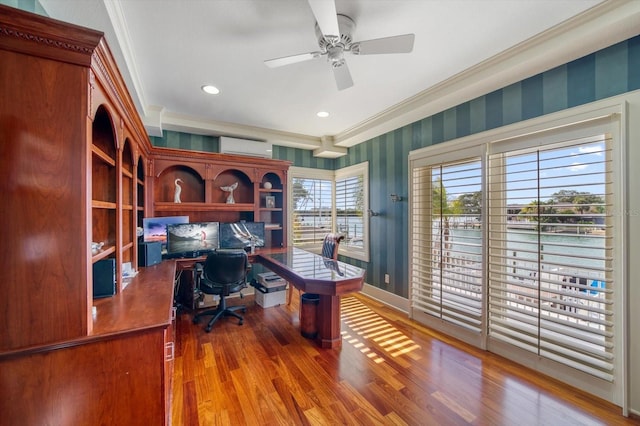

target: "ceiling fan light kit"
[264,0,415,91]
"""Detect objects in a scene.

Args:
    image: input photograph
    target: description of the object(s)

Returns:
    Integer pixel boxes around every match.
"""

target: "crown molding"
[103,0,148,117]
[119,0,639,156]
[160,111,322,150]
[333,0,640,148]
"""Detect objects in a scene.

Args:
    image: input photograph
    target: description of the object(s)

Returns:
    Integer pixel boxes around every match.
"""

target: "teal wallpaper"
[150,131,219,153]
[273,145,335,170]
[336,35,640,297]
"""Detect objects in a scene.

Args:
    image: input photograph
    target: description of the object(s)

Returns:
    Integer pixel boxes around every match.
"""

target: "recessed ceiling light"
[202,85,220,95]
[317,111,329,118]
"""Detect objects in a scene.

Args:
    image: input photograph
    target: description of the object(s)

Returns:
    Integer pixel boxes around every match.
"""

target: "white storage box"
[255,286,286,308]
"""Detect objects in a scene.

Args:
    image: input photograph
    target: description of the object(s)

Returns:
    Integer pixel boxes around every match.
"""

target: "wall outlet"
[384,273,390,284]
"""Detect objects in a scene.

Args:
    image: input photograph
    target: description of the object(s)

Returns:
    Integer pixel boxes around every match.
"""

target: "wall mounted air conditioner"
[219,137,272,158]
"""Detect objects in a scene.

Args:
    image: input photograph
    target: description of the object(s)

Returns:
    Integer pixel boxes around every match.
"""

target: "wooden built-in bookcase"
[148,147,291,249]
[0,6,291,423]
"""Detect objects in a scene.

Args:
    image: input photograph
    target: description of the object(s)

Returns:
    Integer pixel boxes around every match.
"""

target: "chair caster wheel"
[239,320,244,325]
[242,308,246,314]
[193,317,200,324]
[205,325,212,332]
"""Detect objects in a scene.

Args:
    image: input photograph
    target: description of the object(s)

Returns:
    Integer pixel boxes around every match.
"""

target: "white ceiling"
[38,0,639,157]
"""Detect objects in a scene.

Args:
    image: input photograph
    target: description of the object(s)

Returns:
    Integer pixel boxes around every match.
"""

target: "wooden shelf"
[154,201,255,212]
[92,200,117,209]
[92,145,116,166]
[92,246,116,263]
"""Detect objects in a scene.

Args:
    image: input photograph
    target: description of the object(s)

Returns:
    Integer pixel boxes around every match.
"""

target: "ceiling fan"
[264,0,415,91]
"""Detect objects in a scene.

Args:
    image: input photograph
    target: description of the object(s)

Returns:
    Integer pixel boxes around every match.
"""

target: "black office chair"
[193,249,249,332]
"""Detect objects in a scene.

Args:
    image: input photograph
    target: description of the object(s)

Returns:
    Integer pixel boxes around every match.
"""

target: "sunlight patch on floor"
[341,297,421,359]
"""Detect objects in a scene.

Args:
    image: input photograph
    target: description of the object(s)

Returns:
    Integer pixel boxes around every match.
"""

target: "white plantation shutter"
[410,156,484,334]
[291,177,333,246]
[335,162,369,261]
[289,164,368,261]
[409,110,623,405]
[487,133,615,380]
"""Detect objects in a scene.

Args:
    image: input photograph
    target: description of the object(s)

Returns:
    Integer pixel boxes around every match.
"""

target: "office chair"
[288,233,344,305]
[321,233,345,260]
[193,249,249,332]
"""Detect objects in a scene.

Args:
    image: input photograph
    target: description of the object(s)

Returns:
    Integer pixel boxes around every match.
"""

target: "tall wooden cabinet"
[0,6,174,425]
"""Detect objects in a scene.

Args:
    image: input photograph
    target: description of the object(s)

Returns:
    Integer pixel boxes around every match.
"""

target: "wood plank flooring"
[171,292,636,425]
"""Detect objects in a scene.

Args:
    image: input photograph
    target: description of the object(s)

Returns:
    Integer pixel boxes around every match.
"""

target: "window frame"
[408,99,626,407]
[288,162,369,262]
[288,167,335,250]
[335,162,369,262]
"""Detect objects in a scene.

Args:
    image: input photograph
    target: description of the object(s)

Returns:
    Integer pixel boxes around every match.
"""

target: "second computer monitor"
[219,222,265,249]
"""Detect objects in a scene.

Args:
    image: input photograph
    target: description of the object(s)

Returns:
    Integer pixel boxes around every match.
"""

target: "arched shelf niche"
[156,165,204,203]
[213,168,253,204]
[91,105,117,261]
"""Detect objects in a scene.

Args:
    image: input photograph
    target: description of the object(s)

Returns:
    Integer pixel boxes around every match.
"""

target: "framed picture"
[265,196,276,209]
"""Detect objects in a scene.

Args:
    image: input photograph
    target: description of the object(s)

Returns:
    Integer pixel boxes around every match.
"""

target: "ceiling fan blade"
[307,0,339,37]
[264,51,321,68]
[353,33,415,55]
[333,62,353,91]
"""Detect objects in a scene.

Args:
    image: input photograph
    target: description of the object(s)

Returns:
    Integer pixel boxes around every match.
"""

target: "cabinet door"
[0,331,167,424]
[0,48,89,350]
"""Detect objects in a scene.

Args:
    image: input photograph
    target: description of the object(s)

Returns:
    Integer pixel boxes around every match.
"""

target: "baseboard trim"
[359,283,409,315]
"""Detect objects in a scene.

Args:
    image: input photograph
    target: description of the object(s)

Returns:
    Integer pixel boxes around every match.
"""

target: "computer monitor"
[165,222,219,258]
[219,221,265,249]
[142,216,189,245]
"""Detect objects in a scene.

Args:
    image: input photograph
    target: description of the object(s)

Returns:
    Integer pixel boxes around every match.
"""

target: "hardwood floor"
[171,292,636,425]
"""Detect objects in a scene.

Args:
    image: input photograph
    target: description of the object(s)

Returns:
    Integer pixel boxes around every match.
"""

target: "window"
[411,156,484,337]
[336,162,369,261]
[289,162,369,261]
[488,132,614,381]
[409,108,623,405]
[290,169,334,247]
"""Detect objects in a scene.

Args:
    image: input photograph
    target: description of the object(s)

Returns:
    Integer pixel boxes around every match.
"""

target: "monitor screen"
[166,222,219,258]
[143,216,189,245]
[219,221,265,249]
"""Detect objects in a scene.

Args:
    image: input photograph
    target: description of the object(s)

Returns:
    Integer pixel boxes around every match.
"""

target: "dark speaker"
[93,258,116,299]
[139,241,162,267]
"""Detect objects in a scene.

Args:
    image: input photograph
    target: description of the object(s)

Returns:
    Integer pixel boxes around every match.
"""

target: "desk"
[255,247,365,348]
[174,248,365,348]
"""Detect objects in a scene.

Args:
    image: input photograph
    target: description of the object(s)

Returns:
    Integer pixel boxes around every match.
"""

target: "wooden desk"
[255,247,365,348]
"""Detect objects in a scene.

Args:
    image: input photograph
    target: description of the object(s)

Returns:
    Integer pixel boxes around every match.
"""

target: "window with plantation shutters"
[487,133,614,381]
[289,163,369,261]
[336,162,369,261]
[291,175,334,246]
[289,167,335,248]
[410,156,484,336]
[409,109,623,405]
